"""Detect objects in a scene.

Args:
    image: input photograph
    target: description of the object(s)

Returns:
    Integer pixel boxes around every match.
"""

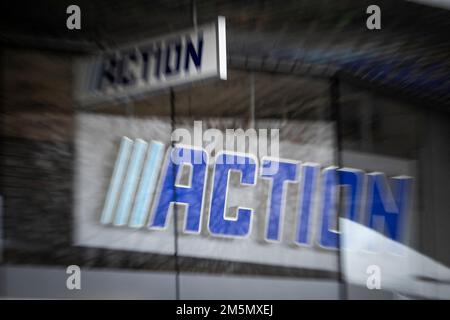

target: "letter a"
[366,5,381,30]
[366,265,381,290]
[66,5,81,30]
[66,265,81,290]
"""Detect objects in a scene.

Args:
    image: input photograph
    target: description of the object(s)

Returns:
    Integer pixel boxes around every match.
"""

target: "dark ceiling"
[1,0,450,108]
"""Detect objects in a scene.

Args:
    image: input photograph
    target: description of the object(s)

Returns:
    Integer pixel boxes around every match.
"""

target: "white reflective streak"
[340,218,450,299]
[406,0,450,10]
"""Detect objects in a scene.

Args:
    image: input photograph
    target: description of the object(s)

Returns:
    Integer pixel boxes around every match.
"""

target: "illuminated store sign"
[75,17,227,106]
[101,136,413,250]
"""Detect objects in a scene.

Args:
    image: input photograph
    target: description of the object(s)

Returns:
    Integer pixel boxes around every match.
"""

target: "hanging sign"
[75,16,227,105]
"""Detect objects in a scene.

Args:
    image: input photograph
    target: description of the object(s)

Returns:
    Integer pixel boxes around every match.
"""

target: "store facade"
[1,0,449,299]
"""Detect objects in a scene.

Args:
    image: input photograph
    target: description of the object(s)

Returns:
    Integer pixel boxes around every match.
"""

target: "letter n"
[366,173,413,242]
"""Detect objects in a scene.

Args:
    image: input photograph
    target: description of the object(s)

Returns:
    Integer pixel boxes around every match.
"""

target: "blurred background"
[0,0,449,299]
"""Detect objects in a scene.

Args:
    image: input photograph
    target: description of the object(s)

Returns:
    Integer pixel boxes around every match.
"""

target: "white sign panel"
[75,17,227,106]
[74,114,338,272]
[74,114,414,272]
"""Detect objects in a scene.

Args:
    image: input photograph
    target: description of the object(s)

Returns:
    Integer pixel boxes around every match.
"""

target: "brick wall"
[1,48,74,259]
